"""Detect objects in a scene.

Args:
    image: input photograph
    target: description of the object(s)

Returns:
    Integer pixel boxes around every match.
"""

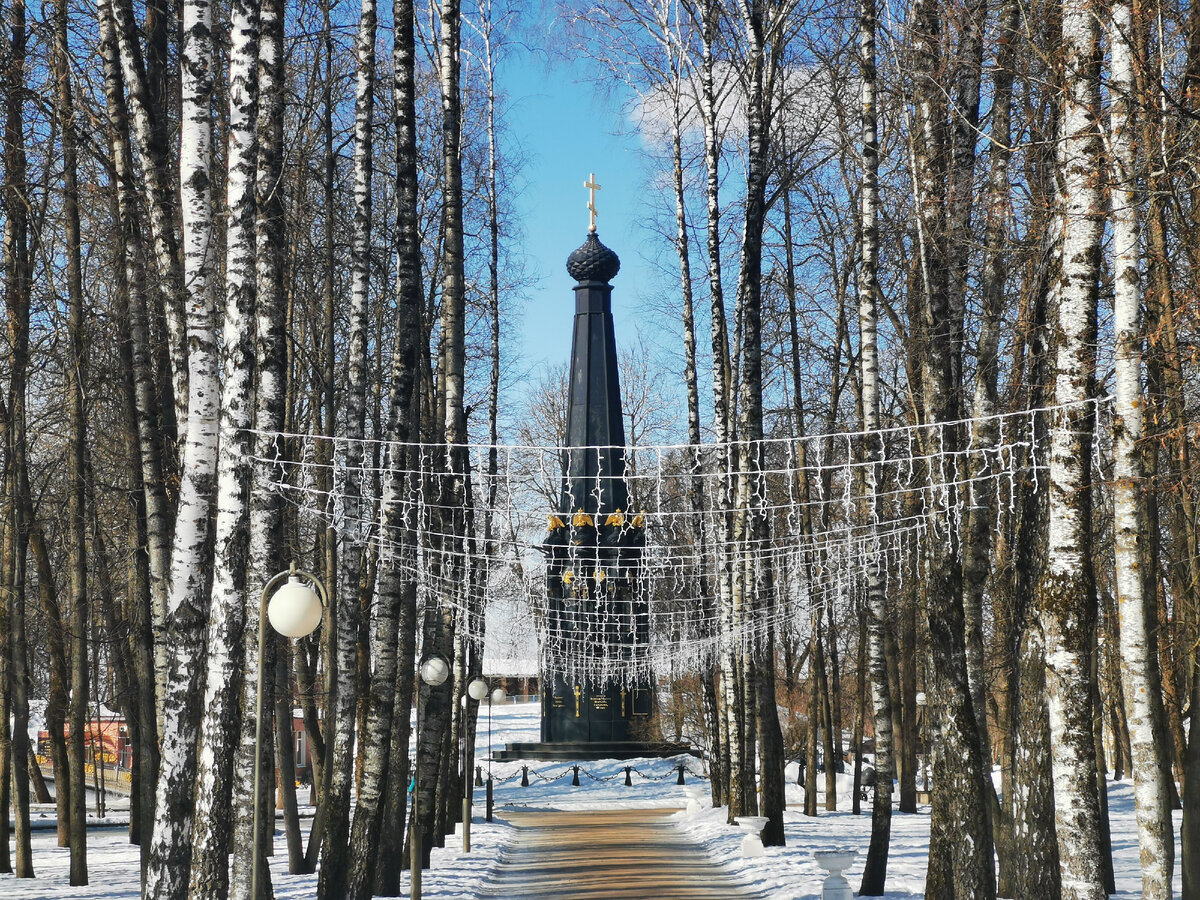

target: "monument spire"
[561,227,624,517]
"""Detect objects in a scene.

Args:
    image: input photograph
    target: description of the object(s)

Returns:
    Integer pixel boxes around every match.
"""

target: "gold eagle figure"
[548,514,566,530]
[632,511,646,528]
[572,509,594,527]
[562,570,575,586]
[605,509,625,527]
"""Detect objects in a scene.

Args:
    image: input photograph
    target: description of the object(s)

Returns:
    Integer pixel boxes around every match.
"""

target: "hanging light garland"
[248,396,1107,686]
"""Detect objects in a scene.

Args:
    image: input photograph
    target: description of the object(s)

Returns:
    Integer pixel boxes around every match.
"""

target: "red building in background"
[39,708,314,788]
[36,705,131,770]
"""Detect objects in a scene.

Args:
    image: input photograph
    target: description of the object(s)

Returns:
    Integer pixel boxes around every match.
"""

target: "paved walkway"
[477,808,755,899]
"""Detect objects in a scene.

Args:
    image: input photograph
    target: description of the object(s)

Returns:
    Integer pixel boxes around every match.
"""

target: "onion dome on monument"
[566,232,621,284]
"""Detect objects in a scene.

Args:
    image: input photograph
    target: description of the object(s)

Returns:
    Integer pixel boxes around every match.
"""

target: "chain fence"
[465,757,710,793]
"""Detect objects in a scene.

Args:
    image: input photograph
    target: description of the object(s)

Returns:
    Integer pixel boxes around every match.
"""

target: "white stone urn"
[813,849,857,900]
[733,815,769,858]
[684,785,705,815]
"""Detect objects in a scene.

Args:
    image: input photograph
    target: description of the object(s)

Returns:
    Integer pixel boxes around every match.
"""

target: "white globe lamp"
[267,577,324,638]
[490,686,507,705]
[467,678,489,701]
[420,655,450,687]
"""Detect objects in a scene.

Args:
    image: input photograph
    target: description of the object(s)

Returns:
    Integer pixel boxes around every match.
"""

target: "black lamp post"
[486,684,506,821]
[463,677,489,851]
[251,564,326,900]
[411,653,450,900]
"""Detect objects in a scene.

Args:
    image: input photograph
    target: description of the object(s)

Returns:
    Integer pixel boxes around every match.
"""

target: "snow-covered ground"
[2,700,1185,898]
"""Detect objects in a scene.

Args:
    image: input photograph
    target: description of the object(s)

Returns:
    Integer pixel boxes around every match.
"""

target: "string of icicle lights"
[248,396,1110,686]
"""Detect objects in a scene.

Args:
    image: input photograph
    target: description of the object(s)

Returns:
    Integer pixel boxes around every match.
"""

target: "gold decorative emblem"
[562,570,575,586]
[632,511,646,528]
[573,684,582,717]
[605,509,625,526]
[573,509,594,527]
[548,514,565,530]
[593,568,606,584]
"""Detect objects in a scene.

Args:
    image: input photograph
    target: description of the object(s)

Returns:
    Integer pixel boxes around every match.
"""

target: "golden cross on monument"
[584,173,601,232]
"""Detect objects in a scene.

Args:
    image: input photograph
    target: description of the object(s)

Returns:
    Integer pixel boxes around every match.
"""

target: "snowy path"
[475,807,759,899]
[0,703,1185,898]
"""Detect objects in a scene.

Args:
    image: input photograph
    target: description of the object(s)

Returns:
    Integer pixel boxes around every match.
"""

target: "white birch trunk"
[440,0,465,447]
[698,0,740,818]
[144,0,219,893]
[229,0,287,891]
[109,0,177,722]
[857,0,893,885]
[1108,2,1175,892]
[316,0,374,892]
[373,1,423,885]
[188,1,259,895]
[97,0,166,862]
[411,0,467,857]
[112,0,188,446]
[1040,2,1106,896]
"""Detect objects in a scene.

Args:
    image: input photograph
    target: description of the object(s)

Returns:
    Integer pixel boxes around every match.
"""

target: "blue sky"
[497,50,655,372]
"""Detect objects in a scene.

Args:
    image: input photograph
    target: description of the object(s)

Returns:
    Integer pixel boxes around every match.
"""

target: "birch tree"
[728,0,788,844]
[319,0,375,890]
[1107,0,1175,892]
[3,0,34,876]
[112,0,185,704]
[346,82,412,900]
[659,2,725,807]
[958,0,1002,797]
[907,0,995,890]
[188,0,261,894]
[695,0,742,819]
[52,0,90,880]
[964,0,1019,881]
[113,0,188,453]
[857,0,894,885]
[229,0,288,891]
[413,0,468,863]
[374,0,425,888]
[145,0,221,890]
[1036,0,1107,893]
[98,0,164,868]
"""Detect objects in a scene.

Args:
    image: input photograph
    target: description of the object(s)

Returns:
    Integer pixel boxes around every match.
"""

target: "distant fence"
[474,758,709,791]
[36,756,133,796]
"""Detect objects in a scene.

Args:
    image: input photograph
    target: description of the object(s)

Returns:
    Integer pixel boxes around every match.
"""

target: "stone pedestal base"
[733,816,769,859]
[813,849,857,900]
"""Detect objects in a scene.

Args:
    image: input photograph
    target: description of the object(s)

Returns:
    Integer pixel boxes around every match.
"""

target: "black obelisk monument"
[538,226,655,744]
[494,183,696,762]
